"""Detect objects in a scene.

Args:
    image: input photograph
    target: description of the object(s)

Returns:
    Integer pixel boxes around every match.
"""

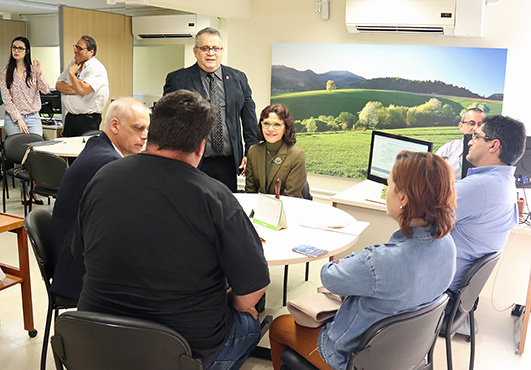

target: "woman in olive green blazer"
[245,104,307,198]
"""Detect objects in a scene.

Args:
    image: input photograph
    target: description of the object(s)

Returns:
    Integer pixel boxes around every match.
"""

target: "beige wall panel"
[60,6,133,105]
[0,20,26,71]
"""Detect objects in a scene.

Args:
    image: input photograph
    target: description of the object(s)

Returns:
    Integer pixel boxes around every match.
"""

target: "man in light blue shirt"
[450,115,526,291]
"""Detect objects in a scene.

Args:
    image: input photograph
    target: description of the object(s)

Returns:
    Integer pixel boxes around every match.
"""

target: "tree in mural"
[326,80,336,91]
[337,111,357,130]
[406,98,457,127]
[357,102,378,129]
[305,117,317,133]
[460,101,491,116]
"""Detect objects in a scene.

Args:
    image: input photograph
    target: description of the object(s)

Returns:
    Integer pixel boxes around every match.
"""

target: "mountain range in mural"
[271,65,503,101]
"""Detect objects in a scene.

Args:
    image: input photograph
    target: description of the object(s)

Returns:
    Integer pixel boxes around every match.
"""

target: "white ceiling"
[0,0,188,17]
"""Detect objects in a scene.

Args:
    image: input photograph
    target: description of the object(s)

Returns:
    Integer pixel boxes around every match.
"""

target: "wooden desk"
[331,180,396,251]
[0,213,36,337]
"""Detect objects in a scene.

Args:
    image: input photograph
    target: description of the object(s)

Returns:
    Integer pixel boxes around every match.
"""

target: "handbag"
[287,287,343,328]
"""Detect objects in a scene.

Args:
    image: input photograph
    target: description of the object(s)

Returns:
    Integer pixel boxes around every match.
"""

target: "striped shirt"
[0,65,50,122]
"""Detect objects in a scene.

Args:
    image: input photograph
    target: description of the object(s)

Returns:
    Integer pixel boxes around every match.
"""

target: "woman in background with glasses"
[0,36,48,205]
[245,104,307,198]
[0,36,49,136]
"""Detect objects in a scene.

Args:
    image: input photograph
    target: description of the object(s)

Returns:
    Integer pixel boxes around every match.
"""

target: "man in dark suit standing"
[163,27,258,192]
[49,97,150,301]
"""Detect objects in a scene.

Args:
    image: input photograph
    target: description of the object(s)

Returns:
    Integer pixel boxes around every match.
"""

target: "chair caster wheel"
[28,329,38,338]
[465,335,471,343]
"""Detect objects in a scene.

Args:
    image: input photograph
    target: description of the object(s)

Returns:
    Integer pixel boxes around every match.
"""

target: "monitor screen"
[515,136,531,188]
[367,130,433,185]
[40,89,62,125]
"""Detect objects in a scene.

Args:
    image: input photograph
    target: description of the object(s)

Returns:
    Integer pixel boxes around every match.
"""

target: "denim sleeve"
[320,247,378,297]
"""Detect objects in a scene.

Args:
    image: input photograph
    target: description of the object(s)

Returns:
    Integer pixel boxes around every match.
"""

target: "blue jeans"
[203,310,261,370]
[4,112,43,136]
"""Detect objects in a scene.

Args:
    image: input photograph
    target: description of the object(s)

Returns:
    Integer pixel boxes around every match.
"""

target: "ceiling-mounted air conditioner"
[132,14,217,40]
[345,0,485,37]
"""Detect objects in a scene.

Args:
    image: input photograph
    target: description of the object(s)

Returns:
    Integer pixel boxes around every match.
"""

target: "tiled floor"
[0,184,530,370]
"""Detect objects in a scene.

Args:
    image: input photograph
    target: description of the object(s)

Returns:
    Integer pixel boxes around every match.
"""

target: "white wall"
[31,46,60,87]
[222,0,531,126]
[133,45,185,96]
[25,14,58,46]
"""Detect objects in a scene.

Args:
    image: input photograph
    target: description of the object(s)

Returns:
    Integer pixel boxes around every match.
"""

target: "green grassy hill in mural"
[296,127,462,178]
[272,89,502,121]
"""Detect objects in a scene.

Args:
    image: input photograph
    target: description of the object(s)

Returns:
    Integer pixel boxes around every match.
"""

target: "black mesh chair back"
[301,181,313,201]
[81,129,102,136]
[51,311,203,370]
[25,209,55,283]
[281,294,449,370]
[25,151,67,205]
[3,133,44,164]
[2,133,44,214]
[441,250,503,370]
[24,209,77,370]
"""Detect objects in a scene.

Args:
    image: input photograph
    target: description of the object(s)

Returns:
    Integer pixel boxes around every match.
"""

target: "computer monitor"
[515,136,531,188]
[39,89,62,125]
[461,134,474,179]
[367,130,433,185]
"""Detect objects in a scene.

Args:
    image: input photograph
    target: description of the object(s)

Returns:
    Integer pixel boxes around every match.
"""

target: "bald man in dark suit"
[50,98,150,300]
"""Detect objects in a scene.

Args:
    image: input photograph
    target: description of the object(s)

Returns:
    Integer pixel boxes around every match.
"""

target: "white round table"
[233,193,368,305]
[30,136,91,158]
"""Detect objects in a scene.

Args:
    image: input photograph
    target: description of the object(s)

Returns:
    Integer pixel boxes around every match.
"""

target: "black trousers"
[63,112,102,137]
[199,155,238,192]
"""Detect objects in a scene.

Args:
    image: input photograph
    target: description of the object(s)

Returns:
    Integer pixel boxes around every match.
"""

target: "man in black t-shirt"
[73,90,270,369]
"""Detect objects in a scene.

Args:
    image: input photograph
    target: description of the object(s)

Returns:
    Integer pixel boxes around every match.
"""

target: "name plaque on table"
[252,194,288,230]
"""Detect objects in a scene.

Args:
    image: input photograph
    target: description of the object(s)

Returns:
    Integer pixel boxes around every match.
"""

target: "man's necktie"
[208,73,224,152]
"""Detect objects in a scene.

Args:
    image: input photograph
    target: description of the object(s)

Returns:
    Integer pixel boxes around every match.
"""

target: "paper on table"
[299,213,351,229]
[299,215,370,236]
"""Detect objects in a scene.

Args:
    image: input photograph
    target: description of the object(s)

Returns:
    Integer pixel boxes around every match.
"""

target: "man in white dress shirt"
[436,108,485,180]
[56,35,109,137]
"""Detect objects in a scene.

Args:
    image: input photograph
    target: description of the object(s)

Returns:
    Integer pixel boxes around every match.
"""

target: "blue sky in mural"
[272,43,507,97]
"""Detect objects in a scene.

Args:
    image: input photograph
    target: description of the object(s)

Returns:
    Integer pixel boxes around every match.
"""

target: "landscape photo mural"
[270,43,508,178]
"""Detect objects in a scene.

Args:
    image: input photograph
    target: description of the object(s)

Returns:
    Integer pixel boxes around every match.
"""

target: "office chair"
[51,311,203,370]
[280,294,449,370]
[24,151,67,212]
[440,250,503,370]
[81,129,102,136]
[2,133,44,215]
[24,209,78,370]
